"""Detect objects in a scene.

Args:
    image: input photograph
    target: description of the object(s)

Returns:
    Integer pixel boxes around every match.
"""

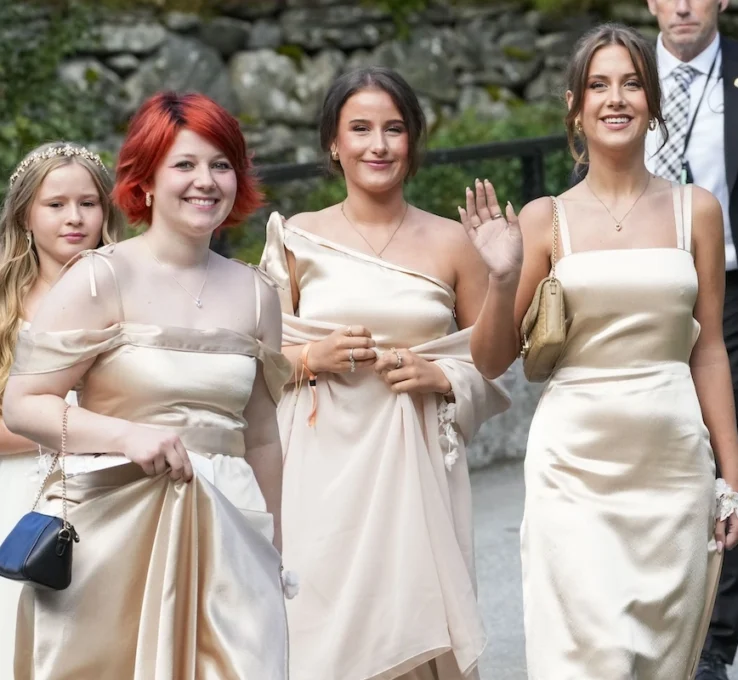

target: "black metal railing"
[255,133,569,204]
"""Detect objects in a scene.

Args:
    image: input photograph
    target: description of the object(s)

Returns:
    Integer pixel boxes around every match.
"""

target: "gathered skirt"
[14,459,288,680]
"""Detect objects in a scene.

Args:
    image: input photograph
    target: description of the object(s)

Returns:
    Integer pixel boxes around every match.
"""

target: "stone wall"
[63,0,610,162]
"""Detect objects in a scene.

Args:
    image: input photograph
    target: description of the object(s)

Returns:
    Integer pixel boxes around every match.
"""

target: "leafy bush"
[0,2,112,202]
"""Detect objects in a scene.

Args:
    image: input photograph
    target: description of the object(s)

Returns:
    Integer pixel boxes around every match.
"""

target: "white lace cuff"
[716,479,738,522]
[281,568,299,600]
[438,401,460,471]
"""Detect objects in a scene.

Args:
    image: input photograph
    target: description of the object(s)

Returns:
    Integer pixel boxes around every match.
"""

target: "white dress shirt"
[646,33,733,270]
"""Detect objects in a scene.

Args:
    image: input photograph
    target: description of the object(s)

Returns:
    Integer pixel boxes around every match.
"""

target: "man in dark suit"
[645,1,738,678]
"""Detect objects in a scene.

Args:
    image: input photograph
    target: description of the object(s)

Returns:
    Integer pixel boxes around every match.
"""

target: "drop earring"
[145,192,152,207]
[648,118,657,131]
[331,148,339,161]
[26,231,32,246]
[575,119,583,133]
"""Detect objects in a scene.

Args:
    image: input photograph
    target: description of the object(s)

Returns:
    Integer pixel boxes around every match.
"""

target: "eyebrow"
[42,194,99,200]
[170,153,228,161]
[348,118,406,125]
[588,72,640,79]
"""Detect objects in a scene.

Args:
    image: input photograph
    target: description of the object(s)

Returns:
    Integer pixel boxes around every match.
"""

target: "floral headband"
[9,144,107,187]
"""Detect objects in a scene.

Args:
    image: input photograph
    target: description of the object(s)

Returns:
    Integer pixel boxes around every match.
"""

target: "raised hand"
[458,178,523,284]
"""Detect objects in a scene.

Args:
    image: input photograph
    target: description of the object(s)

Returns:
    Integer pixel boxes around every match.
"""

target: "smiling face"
[148,128,237,237]
[647,0,727,62]
[332,87,410,195]
[568,44,651,158]
[26,161,105,268]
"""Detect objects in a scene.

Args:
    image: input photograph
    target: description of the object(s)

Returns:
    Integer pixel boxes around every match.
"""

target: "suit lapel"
[723,36,738,194]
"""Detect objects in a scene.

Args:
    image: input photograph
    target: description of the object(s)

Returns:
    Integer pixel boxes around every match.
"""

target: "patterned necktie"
[654,64,698,181]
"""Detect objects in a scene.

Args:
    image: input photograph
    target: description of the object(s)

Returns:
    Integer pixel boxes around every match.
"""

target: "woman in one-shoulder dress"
[464,25,738,679]
[261,67,510,680]
[3,93,291,679]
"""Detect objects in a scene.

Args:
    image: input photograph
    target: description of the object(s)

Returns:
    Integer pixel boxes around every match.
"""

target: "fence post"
[521,151,545,204]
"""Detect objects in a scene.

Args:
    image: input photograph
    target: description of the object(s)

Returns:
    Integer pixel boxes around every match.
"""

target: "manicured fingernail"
[475,178,480,183]
[466,186,471,193]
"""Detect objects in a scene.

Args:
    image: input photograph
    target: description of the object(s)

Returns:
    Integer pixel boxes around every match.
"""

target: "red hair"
[112,92,262,227]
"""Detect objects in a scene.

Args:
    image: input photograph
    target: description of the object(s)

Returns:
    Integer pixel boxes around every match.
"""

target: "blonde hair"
[0,142,124,410]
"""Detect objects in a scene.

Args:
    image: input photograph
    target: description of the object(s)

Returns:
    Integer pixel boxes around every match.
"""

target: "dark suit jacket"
[570,35,738,247]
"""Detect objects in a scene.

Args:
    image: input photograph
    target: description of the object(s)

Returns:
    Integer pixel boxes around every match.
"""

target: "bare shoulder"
[691,185,722,221]
[415,209,471,247]
[518,196,555,239]
[691,185,724,243]
[284,206,338,235]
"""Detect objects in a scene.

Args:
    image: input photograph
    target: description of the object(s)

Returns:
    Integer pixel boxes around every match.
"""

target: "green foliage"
[0,1,111,201]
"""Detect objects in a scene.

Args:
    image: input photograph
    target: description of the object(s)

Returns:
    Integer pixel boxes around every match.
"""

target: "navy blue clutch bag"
[0,405,79,590]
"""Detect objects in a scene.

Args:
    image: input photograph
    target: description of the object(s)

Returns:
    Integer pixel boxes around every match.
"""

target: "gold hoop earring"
[331,149,339,161]
[575,120,583,133]
[145,192,152,207]
[26,231,32,247]
[648,118,657,131]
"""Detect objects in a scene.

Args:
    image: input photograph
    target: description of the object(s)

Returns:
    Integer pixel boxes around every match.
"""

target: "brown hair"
[319,67,427,178]
[566,23,667,167]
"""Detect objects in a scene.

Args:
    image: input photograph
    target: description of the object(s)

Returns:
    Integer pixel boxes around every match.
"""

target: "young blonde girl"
[0,142,122,674]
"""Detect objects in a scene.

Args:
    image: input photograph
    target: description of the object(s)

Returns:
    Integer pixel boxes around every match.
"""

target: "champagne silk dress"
[261,213,511,680]
[8,247,292,680]
[0,322,78,679]
[521,185,721,679]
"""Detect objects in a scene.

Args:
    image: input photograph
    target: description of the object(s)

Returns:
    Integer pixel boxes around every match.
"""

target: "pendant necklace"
[585,173,652,231]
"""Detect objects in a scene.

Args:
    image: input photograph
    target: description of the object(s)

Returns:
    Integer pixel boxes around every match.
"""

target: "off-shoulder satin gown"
[9,246,291,680]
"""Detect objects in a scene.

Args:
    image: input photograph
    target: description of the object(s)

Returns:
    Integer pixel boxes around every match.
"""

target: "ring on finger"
[491,212,504,220]
[392,347,403,369]
[349,347,356,373]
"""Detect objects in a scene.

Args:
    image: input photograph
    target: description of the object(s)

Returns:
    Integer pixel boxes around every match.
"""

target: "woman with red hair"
[3,92,291,679]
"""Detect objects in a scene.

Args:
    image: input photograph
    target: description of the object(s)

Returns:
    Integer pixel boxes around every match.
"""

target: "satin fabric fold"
[14,463,287,680]
[261,212,510,680]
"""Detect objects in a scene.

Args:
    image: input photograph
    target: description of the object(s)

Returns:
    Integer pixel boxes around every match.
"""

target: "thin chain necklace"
[585,173,652,231]
[143,238,211,308]
[340,200,409,258]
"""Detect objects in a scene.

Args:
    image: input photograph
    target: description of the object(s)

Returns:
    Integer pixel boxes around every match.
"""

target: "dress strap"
[60,245,125,321]
[683,184,693,253]
[671,183,693,253]
[231,259,282,331]
[672,183,685,250]
[553,197,572,258]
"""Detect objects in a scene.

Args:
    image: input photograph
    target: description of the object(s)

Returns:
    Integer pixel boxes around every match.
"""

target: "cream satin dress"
[261,214,511,680]
[8,247,291,680]
[0,321,78,679]
[522,184,721,679]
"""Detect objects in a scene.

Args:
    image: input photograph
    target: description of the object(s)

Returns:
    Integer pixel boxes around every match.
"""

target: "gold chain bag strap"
[0,403,80,590]
[519,196,567,382]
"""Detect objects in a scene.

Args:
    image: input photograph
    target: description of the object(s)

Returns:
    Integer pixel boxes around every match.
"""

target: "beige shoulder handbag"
[519,196,567,382]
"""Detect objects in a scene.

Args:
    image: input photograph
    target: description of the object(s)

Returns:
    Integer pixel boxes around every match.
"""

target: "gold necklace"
[143,239,211,308]
[585,174,652,231]
[340,201,409,259]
